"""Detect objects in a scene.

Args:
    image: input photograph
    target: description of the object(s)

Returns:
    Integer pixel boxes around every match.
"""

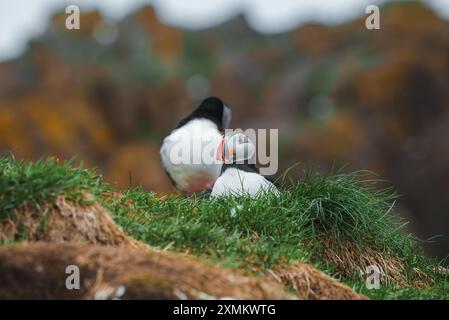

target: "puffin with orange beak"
[211,133,280,197]
[160,97,231,196]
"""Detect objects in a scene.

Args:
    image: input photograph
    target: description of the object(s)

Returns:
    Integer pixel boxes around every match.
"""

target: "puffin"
[160,97,231,196]
[211,133,280,197]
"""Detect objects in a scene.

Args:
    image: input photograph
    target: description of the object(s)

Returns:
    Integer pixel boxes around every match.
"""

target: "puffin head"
[176,97,231,131]
[222,133,256,164]
[194,97,232,131]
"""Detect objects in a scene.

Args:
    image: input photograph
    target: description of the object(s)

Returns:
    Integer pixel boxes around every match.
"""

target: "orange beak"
[216,139,225,161]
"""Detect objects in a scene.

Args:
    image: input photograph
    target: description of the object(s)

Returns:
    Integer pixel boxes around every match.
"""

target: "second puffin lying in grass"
[211,133,280,197]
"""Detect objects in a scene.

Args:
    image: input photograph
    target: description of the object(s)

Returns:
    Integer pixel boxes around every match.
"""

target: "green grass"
[0,155,107,218]
[353,282,449,300]
[0,155,448,299]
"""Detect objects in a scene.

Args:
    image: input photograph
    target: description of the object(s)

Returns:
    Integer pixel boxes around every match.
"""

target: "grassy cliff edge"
[0,156,447,299]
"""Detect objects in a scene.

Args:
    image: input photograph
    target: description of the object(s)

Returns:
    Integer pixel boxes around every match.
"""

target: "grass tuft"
[0,155,108,219]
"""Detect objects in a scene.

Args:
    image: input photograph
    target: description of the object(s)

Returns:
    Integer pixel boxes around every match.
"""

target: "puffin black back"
[175,97,227,130]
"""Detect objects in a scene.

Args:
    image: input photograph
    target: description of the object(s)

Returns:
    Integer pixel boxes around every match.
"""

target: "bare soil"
[0,242,293,299]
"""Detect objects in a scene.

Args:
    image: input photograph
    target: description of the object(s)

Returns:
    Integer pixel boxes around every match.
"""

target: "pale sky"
[0,0,447,62]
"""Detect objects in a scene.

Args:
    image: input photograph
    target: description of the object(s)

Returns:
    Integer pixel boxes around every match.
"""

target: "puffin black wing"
[263,173,280,187]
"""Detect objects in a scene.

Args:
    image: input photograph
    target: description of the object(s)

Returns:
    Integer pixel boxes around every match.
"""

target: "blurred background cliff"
[1,0,449,260]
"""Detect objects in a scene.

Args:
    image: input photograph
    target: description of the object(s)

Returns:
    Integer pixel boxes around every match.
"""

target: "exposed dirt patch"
[0,195,146,249]
[267,262,367,300]
[0,242,292,300]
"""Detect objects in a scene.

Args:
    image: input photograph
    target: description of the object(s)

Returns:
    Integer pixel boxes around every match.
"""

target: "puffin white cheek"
[234,143,256,162]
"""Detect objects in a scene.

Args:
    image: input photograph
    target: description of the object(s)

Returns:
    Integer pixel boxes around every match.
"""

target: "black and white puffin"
[160,97,231,196]
[211,133,280,197]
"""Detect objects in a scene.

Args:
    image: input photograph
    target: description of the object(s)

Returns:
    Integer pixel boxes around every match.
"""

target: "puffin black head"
[223,133,255,164]
[176,97,232,131]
